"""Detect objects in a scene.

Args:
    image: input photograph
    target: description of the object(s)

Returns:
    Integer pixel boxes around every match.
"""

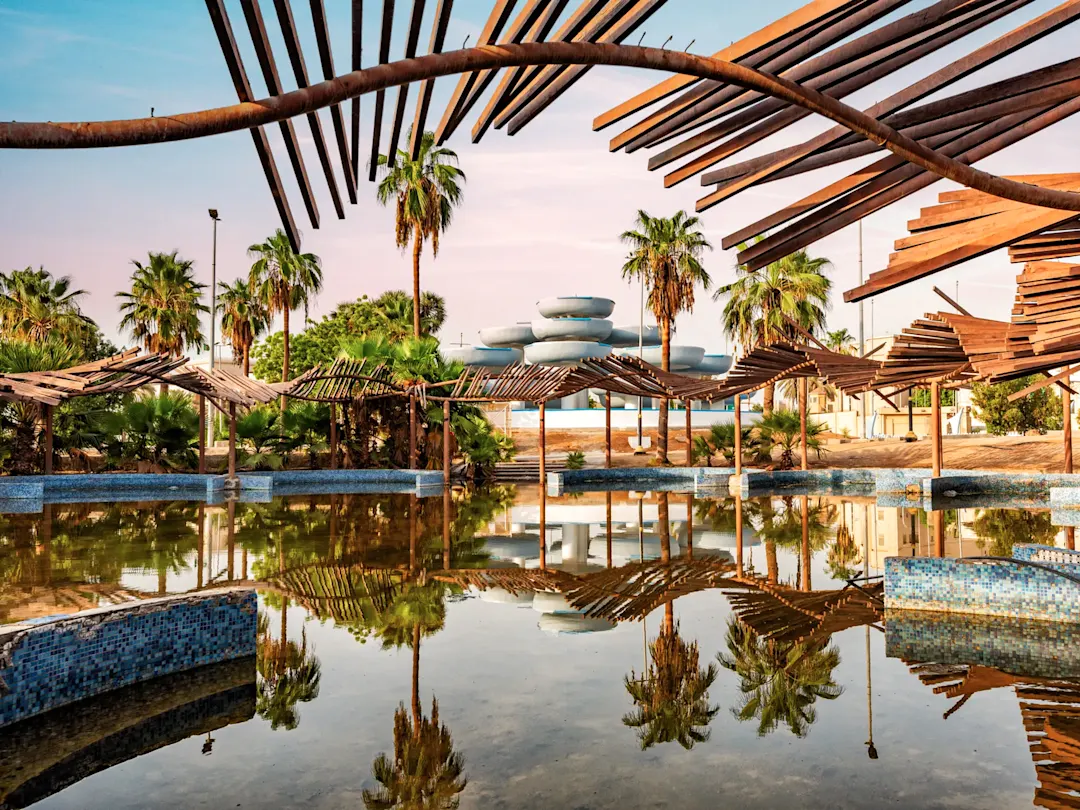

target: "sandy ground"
[509,428,1074,472]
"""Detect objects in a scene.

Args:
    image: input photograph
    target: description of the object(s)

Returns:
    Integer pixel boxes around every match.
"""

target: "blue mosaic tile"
[0,589,257,729]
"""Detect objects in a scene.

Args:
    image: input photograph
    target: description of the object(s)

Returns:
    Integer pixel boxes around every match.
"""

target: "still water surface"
[0,488,1075,809]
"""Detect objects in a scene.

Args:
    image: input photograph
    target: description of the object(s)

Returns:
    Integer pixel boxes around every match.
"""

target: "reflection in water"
[4,489,1080,808]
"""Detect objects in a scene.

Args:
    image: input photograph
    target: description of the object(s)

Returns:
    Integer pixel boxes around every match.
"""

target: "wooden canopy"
[700,342,884,400]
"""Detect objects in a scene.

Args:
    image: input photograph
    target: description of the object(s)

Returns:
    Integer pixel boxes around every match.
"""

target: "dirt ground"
[510,428,1074,472]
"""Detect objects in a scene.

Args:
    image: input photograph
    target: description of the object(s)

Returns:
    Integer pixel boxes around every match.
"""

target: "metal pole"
[605,392,612,468]
[685,400,693,467]
[799,377,809,471]
[906,389,916,442]
[43,404,54,474]
[734,394,743,476]
[637,275,644,451]
[207,210,219,454]
[1065,385,1073,474]
[443,399,451,485]
[858,219,865,439]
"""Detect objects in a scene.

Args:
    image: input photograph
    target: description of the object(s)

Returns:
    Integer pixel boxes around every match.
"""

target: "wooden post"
[43,404,54,475]
[538,483,547,570]
[443,487,451,569]
[930,381,942,477]
[443,400,452,485]
[330,402,338,470]
[799,377,809,471]
[735,491,744,577]
[800,494,811,591]
[228,402,237,480]
[734,394,743,476]
[1067,526,1076,551]
[686,492,694,559]
[538,401,546,486]
[605,491,613,568]
[196,503,205,590]
[198,395,206,474]
[685,400,693,467]
[227,497,236,581]
[933,510,945,557]
[1065,386,1073,474]
[408,395,417,470]
[605,392,612,469]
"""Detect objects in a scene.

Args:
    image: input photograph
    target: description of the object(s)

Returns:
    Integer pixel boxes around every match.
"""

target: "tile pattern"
[885,609,1080,678]
[884,556,1080,623]
[0,589,257,729]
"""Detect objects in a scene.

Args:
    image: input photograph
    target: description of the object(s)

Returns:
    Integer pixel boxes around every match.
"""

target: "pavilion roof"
[285,358,403,403]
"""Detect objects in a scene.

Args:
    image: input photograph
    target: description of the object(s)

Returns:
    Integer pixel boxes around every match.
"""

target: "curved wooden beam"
[3,42,1080,211]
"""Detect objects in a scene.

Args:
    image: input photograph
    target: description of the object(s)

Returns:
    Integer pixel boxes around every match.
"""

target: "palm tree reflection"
[717,617,842,738]
[255,605,321,731]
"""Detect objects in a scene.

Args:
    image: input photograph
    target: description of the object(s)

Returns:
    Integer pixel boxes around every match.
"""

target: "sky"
[1,0,1077,359]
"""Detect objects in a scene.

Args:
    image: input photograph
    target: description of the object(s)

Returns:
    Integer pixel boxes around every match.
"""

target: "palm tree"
[117,251,208,361]
[620,210,712,463]
[756,409,827,470]
[373,290,448,339]
[376,129,466,338]
[717,618,843,738]
[255,610,322,731]
[716,249,832,413]
[218,278,269,375]
[0,267,93,344]
[248,229,323,403]
[825,328,856,354]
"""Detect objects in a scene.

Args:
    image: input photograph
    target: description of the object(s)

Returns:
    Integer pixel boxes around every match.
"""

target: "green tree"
[248,229,323,399]
[101,391,200,472]
[716,249,831,413]
[377,129,466,337]
[620,210,712,464]
[756,409,827,470]
[219,278,270,375]
[825,328,855,354]
[117,251,208,358]
[717,618,842,738]
[0,266,94,345]
[973,508,1057,558]
[911,387,956,408]
[971,375,1062,436]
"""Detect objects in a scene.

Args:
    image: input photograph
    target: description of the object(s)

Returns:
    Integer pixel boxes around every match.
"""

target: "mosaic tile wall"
[884,556,1080,622]
[0,589,257,728]
[1013,543,1080,570]
[885,609,1080,678]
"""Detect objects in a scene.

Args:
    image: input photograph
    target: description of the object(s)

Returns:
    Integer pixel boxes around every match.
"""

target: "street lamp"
[208,209,220,371]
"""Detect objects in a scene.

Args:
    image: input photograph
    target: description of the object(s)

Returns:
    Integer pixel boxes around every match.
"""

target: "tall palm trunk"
[412,230,423,338]
[412,624,422,737]
[766,540,779,584]
[243,344,251,377]
[281,305,290,410]
[658,320,671,463]
[659,494,674,634]
[763,383,775,415]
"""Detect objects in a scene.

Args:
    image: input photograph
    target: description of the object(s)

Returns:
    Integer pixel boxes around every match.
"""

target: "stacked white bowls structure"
[442,295,731,409]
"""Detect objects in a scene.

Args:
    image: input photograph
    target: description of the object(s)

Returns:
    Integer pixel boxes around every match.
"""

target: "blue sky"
[1,0,1077,357]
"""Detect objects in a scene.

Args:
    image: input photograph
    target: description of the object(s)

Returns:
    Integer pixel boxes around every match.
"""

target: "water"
[1,488,1076,809]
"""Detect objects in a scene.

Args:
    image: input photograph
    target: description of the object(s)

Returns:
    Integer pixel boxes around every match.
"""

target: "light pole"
[636,274,645,452]
[208,209,220,453]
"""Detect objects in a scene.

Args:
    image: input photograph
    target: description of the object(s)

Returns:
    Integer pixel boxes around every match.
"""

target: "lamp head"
[208,208,219,220]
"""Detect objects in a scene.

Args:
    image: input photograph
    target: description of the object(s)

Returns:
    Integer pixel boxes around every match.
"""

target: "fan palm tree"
[218,278,269,375]
[717,618,842,738]
[825,328,856,354]
[716,248,831,413]
[256,610,322,731]
[756,408,828,470]
[373,290,448,339]
[621,210,712,463]
[0,267,94,344]
[377,129,466,338]
[117,251,208,359]
[248,230,323,403]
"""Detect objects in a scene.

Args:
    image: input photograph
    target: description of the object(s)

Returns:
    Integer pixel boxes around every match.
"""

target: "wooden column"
[1065,386,1073,474]
[43,404,54,475]
[685,400,693,467]
[228,402,237,480]
[605,491,613,568]
[442,487,452,569]
[196,503,205,590]
[735,491,744,577]
[734,394,743,476]
[538,401,546,485]
[227,497,236,581]
[408,394,417,470]
[800,494,811,591]
[1067,526,1076,551]
[930,381,942,477]
[933,510,945,557]
[686,493,694,560]
[443,400,452,485]
[605,393,612,469]
[799,377,809,471]
[198,395,206,474]
[329,402,338,470]
[538,483,547,570]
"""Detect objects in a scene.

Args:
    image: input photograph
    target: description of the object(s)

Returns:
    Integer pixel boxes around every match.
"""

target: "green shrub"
[453,414,515,480]
[102,391,199,471]
[756,409,827,470]
[565,450,586,469]
[971,375,1062,436]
